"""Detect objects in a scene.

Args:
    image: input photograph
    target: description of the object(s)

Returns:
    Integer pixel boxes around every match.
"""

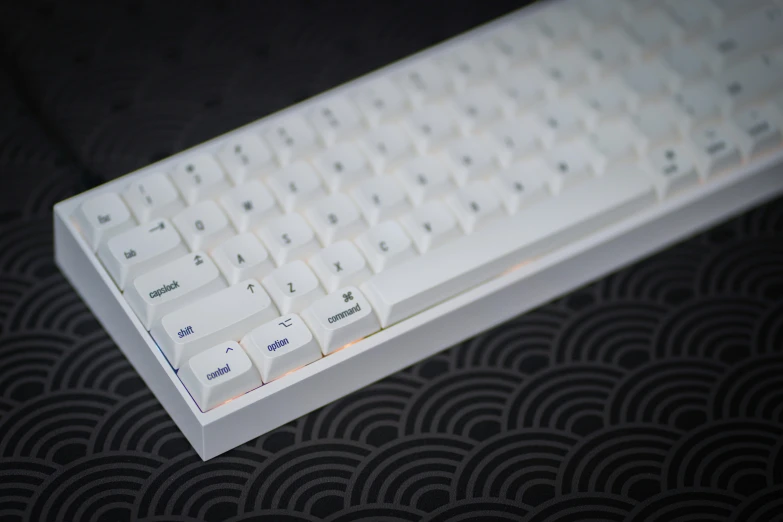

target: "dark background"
[1,1,783,521]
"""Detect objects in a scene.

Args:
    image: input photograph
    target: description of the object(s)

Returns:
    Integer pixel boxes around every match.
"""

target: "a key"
[624,8,683,49]
[631,101,684,149]
[122,173,185,224]
[256,213,320,266]
[97,219,188,290]
[734,103,783,157]
[583,29,639,73]
[266,161,327,213]
[662,43,718,83]
[398,200,461,253]
[151,278,279,369]
[241,313,322,382]
[452,86,505,133]
[675,82,724,126]
[355,221,417,273]
[178,341,263,411]
[545,49,595,92]
[359,124,416,174]
[311,142,373,193]
[307,97,363,146]
[491,162,551,214]
[354,78,409,127]
[216,133,276,185]
[394,156,454,206]
[439,43,494,91]
[545,139,604,193]
[533,100,587,147]
[305,193,366,245]
[262,260,326,314]
[591,120,644,166]
[263,116,319,165]
[689,123,742,176]
[441,136,499,186]
[445,181,503,234]
[578,79,631,127]
[708,4,783,68]
[302,286,381,355]
[309,240,373,293]
[395,63,450,106]
[622,60,675,105]
[577,0,625,27]
[717,52,783,112]
[536,8,593,45]
[646,143,700,196]
[489,119,541,166]
[74,192,136,251]
[219,180,281,232]
[124,251,226,329]
[351,176,411,226]
[664,0,721,33]
[404,104,461,153]
[496,68,550,111]
[482,26,539,68]
[172,200,235,252]
[170,154,230,205]
[211,232,275,285]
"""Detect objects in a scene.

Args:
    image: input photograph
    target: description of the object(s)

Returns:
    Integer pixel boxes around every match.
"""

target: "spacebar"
[360,173,656,328]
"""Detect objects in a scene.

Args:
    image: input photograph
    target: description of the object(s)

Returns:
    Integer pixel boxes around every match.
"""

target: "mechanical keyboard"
[53,0,783,459]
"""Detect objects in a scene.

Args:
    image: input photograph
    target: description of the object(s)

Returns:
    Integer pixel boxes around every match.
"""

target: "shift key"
[151,279,280,369]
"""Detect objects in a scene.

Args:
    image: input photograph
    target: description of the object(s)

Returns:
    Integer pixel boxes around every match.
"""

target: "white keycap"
[74,192,136,251]
[662,43,718,83]
[241,313,322,382]
[309,240,372,293]
[496,68,550,110]
[632,102,684,148]
[122,173,185,224]
[675,82,724,125]
[734,103,783,157]
[441,136,498,186]
[545,139,604,193]
[584,29,639,72]
[355,221,416,273]
[533,100,587,146]
[399,200,461,253]
[405,105,461,153]
[266,161,327,213]
[354,78,409,127]
[172,200,235,252]
[178,341,262,411]
[708,4,783,67]
[170,154,230,205]
[452,86,505,132]
[262,260,326,314]
[395,64,450,106]
[578,79,631,127]
[491,163,551,214]
[440,44,494,90]
[624,8,682,49]
[351,176,411,225]
[211,232,275,285]
[256,213,320,266]
[216,133,275,185]
[717,52,783,112]
[489,120,541,166]
[577,0,625,26]
[646,143,700,196]
[536,8,593,45]
[307,97,363,146]
[591,120,644,166]
[394,156,454,206]
[311,142,373,192]
[302,287,381,355]
[361,172,656,328]
[151,278,279,369]
[482,27,539,68]
[305,193,366,245]
[664,0,720,33]
[97,219,188,290]
[622,60,675,104]
[544,49,594,92]
[359,124,416,174]
[219,180,281,232]
[125,251,226,329]
[690,123,742,176]
[263,116,319,165]
[446,181,503,234]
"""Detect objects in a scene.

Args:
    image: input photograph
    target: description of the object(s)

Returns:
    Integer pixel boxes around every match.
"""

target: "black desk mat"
[1,2,782,520]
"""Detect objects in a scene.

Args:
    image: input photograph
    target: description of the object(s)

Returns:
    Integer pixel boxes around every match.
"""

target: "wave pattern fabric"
[1,1,782,521]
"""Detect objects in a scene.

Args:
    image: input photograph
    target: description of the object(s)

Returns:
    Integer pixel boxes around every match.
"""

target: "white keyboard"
[54,0,783,459]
